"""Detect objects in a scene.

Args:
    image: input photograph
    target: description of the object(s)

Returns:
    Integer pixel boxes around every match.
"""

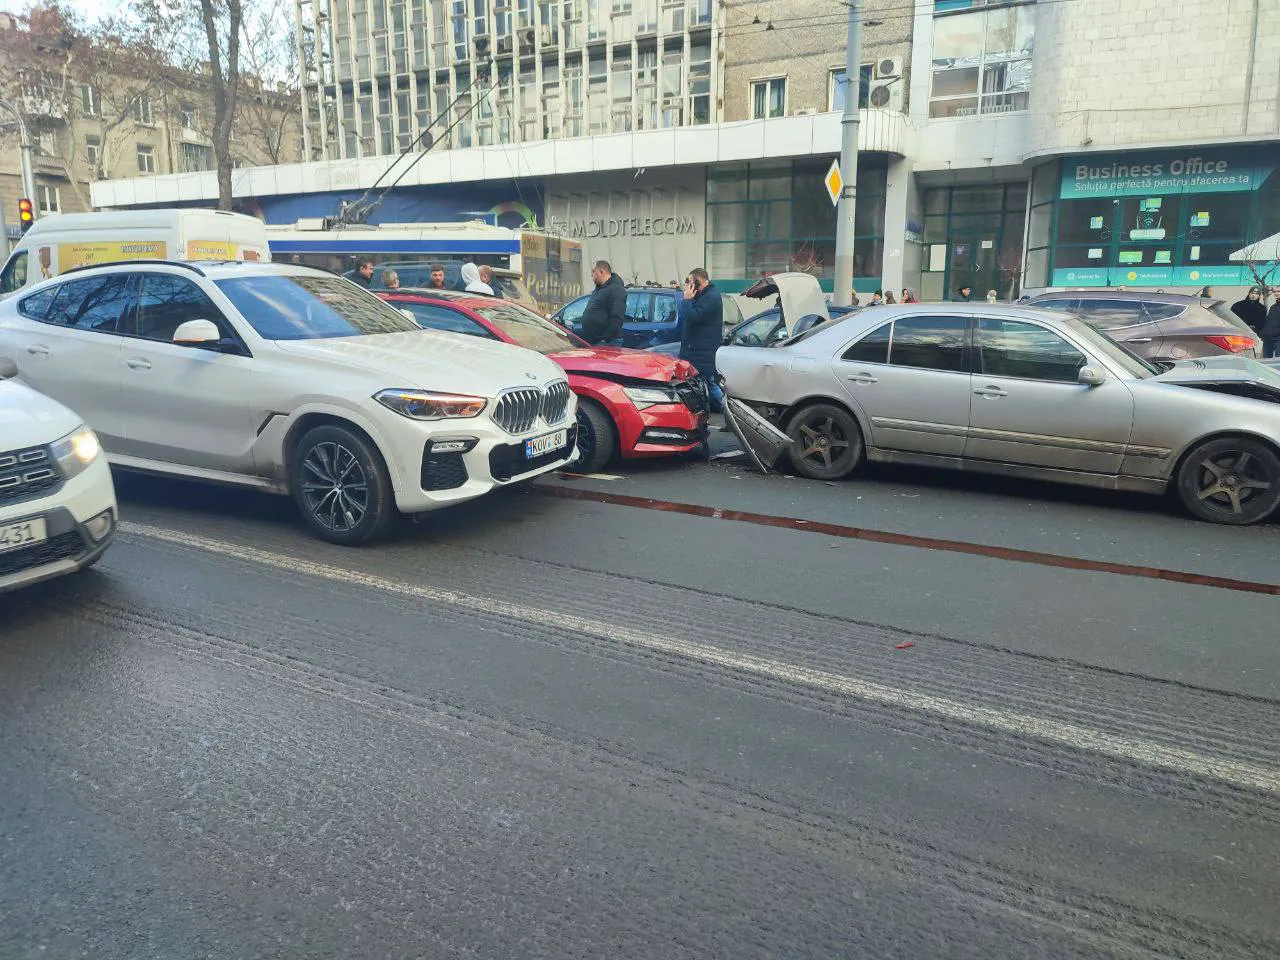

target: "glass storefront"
[1025,145,1280,289]
[919,182,1027,301]
[705,157,888,293]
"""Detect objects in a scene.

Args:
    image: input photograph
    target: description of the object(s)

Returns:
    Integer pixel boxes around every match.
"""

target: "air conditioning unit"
[496,35,513,54]
[875,56,904,79]
[795,107,816,116]
[473,34,491,57]
[519,27,536,51]
[868,79,904,111]
[540,26,556,46]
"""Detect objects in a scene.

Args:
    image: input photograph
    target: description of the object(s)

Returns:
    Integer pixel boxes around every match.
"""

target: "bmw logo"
[525,371,538,380]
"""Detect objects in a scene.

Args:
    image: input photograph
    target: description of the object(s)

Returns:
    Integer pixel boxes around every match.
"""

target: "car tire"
[1175,436,1280,526]
[785,403,864,481]
[290,424,397,545]
[575,400,617,474]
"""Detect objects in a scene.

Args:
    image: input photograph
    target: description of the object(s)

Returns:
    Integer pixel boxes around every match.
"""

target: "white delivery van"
[0,208,271,299]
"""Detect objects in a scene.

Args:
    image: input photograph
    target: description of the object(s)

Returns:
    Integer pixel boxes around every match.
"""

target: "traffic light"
[18,198,34,232]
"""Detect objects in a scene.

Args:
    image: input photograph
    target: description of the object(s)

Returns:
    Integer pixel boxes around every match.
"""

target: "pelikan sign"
[548,216,698,239]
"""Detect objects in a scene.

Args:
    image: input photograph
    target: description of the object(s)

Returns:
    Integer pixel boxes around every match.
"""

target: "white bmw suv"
[0,261,577,544]
[0,358,117,590]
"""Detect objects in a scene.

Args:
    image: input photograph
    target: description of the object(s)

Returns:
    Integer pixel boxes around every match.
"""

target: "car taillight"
[1203,335,1256,353]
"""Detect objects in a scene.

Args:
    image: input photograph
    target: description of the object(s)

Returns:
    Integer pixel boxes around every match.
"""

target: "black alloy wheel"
[784,403,864,481]
[1175,436,1280,525]
[290,424,396,544]
[574,401,617,474]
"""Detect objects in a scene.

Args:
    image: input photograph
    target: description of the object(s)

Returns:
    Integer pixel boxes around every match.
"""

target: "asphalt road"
[3,451,1278,959]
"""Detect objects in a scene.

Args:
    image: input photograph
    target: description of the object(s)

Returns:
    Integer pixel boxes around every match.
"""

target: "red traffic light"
[18,197,34,232]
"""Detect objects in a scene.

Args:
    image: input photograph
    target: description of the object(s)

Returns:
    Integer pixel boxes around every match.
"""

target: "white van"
[0,209,271,299]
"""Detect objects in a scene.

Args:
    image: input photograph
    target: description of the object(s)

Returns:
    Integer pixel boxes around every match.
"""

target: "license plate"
[525,429,568,459]
[0,517,47,553]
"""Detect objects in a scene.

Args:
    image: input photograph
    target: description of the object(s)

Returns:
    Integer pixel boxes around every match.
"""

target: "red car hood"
[551,346,699,382]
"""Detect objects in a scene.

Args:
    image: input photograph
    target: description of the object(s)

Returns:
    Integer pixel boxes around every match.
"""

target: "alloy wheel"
[299,441,370,532]
[795,415,851,472]
[1191,449,1273,517]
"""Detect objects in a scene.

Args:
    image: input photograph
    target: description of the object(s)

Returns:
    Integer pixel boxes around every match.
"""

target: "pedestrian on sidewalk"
[901,288,918,303]
[1231,286,1266,335]
[957,284,973,302]
[986,289,998,304]
[1262,291,1280,359]
[884,290,897,304]
[580,260,627,344]
[681,267,725,414]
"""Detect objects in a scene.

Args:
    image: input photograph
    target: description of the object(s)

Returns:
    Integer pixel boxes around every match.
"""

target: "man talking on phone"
[680,267,725,414]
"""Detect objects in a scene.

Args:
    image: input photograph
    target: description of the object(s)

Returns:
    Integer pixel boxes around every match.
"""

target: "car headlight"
[375,389,487,420]
[623,385,680,409]
[50,425,101,479]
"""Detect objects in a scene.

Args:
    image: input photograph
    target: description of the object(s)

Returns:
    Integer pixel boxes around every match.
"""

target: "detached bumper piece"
[722,396,793,474]
[489,424,578,482]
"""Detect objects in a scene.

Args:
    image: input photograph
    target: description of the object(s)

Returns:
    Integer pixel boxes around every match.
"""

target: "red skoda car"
[380,290,709,472]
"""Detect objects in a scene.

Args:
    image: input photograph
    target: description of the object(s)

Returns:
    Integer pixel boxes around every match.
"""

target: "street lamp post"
[832,2,863,307]
[0,97,39,213]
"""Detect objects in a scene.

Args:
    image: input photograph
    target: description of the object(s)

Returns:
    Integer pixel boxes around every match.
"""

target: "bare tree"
[198,0,243,210]
[237,8,301,166]
[1237,239,1279,306]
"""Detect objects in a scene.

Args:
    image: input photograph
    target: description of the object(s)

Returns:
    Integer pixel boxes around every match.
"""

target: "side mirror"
[722,332,732,345]
[1078,366,1106,386]
[173,319,222,347]
[0,356,18,380]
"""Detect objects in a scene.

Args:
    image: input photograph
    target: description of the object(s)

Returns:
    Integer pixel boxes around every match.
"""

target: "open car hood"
[1153,356,1280,401]
[742,272,831,336]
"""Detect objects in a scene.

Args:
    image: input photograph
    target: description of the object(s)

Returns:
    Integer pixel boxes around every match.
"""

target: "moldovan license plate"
[0,517,47,552]
[525,429,568,459]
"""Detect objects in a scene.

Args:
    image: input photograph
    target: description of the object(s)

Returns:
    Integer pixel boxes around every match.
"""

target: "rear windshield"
[473,302,586,354]
[216,274,421,340]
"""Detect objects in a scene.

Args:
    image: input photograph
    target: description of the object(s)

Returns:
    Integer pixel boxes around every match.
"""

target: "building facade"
[0,7,303,246]
[90,0,1280,299]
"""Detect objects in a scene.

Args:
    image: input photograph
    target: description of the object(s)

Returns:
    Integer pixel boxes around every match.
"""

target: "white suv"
[0,261,577,544]
[0,358,117,591]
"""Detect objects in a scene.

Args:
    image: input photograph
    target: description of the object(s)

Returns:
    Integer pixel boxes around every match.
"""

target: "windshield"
[473,302,587,354]
[216,275,422,340]
[1061,316,1161,377]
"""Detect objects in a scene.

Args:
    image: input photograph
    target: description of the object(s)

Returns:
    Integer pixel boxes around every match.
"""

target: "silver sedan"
[717,302,1280,525]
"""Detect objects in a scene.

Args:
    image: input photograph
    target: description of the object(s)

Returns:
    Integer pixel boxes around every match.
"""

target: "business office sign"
[1060,148,1275,199]
[547,215,697,239]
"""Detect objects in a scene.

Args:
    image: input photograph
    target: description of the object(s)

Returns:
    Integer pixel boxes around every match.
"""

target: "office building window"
[751,77,786,120]
[137,143,155,173]
[930,2,1034,118]
[132,92,154,124]
[85,135,101,169]
[80,83,100,116]
[36,184,61,215]
[830,65,873,111]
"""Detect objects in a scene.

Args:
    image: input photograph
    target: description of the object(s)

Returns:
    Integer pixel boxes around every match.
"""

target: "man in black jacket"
[351,258,374,288]
[579,260,627,345]
[1262,289,1280,359]
[680,267,725,413]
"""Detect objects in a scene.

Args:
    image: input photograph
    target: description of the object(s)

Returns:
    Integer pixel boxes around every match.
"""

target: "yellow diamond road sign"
[824,159,843,207]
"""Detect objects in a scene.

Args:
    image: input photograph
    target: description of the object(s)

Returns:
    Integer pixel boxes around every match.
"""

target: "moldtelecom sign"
[1060,148,1275,199]
[549,216,697,239]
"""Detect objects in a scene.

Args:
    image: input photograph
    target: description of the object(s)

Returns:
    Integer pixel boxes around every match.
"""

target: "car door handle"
[1127,337,1153,344]
[847,373,879,385]
[26,344,49,356]
[973,386,1008,398]
[126,357,152,371]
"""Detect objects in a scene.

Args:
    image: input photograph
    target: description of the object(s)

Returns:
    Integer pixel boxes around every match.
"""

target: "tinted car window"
[889,316,968,372]
[625,292,651,323]
[132,274,225,341]
[1034,298,1077,312]
[216,275,422,340]
[842,321,892,363]
[44,275,134,332]
[17,286,57,321]
[978,318,1086,382]
[0,251,28,294]
[399,301,494,338]
[558,295,589,323]
[1143,302,1186,321]
[1075,299,1150,328]
[652,295,679,326]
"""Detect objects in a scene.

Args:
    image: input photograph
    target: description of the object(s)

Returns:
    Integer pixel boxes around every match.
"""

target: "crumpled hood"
[274,330,566,396]
[551,346,698,382]
[0,379,81,448]
[1153,355,1280,397]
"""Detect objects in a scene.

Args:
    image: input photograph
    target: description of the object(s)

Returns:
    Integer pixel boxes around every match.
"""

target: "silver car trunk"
[742,272,832,336]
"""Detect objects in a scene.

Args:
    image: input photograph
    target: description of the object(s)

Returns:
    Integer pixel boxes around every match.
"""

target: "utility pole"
[0,98,39,216]
[832,1,862,307]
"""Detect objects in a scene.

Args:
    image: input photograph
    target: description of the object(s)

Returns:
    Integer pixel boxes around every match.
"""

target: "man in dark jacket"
[1262,290,1280,359]
[680,267,725,413]
[579,260,627,345]
[1231,286,1267,335]
[351,258,374,288]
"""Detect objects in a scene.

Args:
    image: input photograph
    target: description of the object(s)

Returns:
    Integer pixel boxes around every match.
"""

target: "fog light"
[84,509,114,542]
[429,437,478,454]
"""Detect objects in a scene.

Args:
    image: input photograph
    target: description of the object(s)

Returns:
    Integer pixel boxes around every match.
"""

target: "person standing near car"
[580,260,627,345]
[958,284,973,302]
[351,258,374,288]
[478,265,503,298]
[383,270,400,291]
[1262,291,1280,359]
[681,267,725,414]
[428,264,448,289]
[460,262,494,295]
[1231,286,1267,335]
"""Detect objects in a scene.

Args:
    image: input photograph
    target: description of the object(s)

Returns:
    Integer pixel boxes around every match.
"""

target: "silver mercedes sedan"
[718,296,1280,525]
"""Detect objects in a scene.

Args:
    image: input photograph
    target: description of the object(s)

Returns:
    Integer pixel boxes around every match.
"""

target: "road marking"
[120,520,1280,796]
[531,486,1280,596]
